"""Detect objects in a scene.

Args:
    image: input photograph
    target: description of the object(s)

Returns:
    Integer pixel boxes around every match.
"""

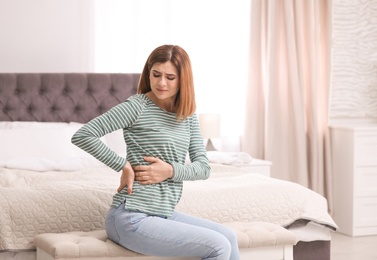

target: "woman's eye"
[167,77,175,81]
[153,74,160,78]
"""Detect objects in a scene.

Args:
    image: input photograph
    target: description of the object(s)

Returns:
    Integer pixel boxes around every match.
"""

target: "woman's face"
[149,61,179,103]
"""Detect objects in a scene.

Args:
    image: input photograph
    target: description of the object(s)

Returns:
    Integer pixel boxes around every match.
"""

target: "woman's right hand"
[117,162,135,194]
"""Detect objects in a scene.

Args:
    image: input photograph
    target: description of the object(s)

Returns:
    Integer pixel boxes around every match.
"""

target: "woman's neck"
[146,92,176,113]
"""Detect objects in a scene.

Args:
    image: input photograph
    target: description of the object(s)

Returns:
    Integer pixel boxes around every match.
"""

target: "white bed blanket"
[0,166,118,251]
[0,164,337,251]
[177,164,337,229]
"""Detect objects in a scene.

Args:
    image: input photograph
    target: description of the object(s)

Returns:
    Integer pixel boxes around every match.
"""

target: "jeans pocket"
[125,210,148,231]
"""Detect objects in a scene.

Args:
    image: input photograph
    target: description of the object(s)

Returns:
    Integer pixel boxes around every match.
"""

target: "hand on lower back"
[118,162,135,194]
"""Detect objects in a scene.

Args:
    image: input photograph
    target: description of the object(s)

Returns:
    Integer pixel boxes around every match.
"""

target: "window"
[94,0,250,136]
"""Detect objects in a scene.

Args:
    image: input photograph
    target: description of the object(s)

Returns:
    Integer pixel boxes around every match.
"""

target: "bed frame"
[0,73,140,123]
[0,73,331,260]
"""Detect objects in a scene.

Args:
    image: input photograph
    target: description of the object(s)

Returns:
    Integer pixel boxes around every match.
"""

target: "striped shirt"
[71,94,210,217]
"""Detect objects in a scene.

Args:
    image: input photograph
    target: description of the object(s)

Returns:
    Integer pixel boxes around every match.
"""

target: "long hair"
[138,45,196,121]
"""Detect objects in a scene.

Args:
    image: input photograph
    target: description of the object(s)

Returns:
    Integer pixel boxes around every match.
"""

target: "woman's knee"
[217,226,239,259]
[226,229,240,260]
[216,224,238,245]
[227,227,238,244]
[206,235,232,260]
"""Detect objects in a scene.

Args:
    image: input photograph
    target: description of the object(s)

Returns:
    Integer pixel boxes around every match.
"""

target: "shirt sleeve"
[71,96,144,172]
[170,114,211,181]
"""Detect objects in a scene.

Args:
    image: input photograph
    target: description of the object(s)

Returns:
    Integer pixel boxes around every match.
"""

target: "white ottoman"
[223,221,298,260]
[34,222,298,260]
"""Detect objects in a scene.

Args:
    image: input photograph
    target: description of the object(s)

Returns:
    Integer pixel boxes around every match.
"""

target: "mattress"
[0,163,336,253]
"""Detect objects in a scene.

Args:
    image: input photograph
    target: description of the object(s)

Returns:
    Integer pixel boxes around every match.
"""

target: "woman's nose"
[159,77,167,86]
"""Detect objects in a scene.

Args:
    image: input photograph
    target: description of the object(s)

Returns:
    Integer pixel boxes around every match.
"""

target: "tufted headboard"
[0,73,140,123]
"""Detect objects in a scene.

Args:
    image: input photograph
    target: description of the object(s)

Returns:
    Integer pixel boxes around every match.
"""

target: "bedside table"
[235,159,272,177]
[204,151,272,177]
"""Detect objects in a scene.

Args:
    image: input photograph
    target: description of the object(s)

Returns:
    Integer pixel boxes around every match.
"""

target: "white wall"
[0,0,249,139]
[5,1,376,136]
[0,0,94,72]
[330,0,377,124]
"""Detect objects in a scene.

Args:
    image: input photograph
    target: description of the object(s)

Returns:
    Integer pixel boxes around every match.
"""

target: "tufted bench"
[34,222,298,260]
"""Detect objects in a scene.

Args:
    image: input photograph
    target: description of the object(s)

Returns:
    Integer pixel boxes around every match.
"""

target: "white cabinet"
[330,125,377,236]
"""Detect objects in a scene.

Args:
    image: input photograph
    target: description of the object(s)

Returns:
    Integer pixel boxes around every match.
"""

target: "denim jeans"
[105,203,240,260]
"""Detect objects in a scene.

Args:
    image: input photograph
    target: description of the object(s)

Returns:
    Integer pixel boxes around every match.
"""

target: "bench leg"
[283,245,294,260]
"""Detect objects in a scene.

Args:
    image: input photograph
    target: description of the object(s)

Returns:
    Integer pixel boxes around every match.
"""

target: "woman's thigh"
[170,211,236,239]
[170,211,240,260]
[105,205,237,260]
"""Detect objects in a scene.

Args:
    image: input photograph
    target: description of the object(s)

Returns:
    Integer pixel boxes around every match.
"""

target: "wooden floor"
[331,232,377,260]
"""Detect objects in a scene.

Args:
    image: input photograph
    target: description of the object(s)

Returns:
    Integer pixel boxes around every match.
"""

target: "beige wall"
[330,0,377,123]
[0,0,94,72]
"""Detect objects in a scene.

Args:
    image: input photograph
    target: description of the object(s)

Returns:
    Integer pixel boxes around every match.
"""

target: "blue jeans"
[105,203,240,260]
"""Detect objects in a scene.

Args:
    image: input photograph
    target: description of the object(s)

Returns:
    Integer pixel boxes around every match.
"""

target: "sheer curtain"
[242,0,333,208]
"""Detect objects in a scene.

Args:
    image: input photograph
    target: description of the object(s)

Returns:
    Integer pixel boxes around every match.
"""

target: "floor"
[331,231,377,260]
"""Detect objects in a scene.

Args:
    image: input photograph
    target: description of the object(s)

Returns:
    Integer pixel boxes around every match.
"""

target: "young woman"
[72,45,240,260]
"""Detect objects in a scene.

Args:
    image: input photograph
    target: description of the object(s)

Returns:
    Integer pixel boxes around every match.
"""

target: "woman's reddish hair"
[138,45,196,121]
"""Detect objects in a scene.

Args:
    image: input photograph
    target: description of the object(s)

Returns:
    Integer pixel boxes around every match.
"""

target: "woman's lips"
[157,88,168,93]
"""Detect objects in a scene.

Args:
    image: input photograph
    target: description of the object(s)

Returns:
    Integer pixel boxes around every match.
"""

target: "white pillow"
[206,151,253,165]
[104,129,126,157]
[0,121,85,130]
[0,127,84,161]
[0,121,126,154]
[185,151,253,165]
[0,122,107,171]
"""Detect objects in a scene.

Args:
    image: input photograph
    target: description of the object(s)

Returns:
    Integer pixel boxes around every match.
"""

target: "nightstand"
[235,159,272,177]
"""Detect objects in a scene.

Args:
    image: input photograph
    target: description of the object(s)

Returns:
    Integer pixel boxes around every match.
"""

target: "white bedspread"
[0,164,337,251]
[177,164,337,229]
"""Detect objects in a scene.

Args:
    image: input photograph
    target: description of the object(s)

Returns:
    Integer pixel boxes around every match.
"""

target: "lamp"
[198,114,221,151]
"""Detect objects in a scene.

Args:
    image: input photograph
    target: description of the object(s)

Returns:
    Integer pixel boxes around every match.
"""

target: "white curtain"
[242,0,333,209]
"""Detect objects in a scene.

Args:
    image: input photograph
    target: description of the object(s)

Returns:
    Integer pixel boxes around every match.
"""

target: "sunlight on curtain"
[243,0,333,205]
[93,0,250,137]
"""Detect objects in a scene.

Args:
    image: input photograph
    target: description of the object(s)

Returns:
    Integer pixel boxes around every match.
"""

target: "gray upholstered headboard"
[0,73,140,123]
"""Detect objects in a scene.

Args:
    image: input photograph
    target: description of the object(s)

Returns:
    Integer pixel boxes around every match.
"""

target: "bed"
[0,73,337,260]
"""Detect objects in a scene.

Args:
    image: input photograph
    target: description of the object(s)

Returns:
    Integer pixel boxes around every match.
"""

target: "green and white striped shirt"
[71,94,210,217]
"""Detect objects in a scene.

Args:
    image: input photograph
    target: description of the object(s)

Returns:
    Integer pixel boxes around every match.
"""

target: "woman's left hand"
[133,156,174,185]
